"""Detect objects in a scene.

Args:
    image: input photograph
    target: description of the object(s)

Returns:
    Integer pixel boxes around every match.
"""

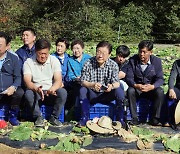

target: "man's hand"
[3,86,16,96]
[119,71,126,79]
[46,87,57,96]
[61,82,64,88]
[104,84,113,92]
[93,83,102,92]
[141,84,154,92]
[169,89,177,99]
[134,84,154,92]
[134,84,143,91]
[36,86,44,101]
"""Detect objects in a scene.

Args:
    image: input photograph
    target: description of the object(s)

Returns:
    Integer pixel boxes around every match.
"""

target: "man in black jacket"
[126,40,164,126]
[167,59,180,130]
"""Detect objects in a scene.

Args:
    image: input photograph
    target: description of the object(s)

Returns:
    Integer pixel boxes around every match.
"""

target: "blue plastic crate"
[40,105,64,122]
[89,102,115,120]
[127,98,151,122]
[0,104,9,120]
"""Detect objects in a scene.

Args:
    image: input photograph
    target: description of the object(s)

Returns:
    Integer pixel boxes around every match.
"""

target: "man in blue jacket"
[126,40,164,126]
[16,27,36,69]
[0,32,24,125]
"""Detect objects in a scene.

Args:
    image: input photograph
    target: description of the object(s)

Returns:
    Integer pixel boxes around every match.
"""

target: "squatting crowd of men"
[0,28,179,130]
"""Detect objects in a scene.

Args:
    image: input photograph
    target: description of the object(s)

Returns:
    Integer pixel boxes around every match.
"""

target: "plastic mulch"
[0,123,179,151]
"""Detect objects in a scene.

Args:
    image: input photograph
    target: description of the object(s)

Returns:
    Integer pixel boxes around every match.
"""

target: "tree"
[66,3,116,41]
[152,0,180,43]
[115,2,155,43]
[0,0,33,37]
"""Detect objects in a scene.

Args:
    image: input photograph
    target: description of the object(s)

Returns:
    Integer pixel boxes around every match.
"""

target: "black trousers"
[0,87,24,108]
[127,87,164,120]
[167,87,180,124]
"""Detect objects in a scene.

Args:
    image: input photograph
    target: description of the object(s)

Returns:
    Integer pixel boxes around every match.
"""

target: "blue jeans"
[25,88,67,119]
[80,86,125,105]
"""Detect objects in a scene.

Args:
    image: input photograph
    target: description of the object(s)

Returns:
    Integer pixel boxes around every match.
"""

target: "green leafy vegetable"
[9,122,34,141]
[82,135,93,147]
[163,134,180,153]
[132,126,154,136]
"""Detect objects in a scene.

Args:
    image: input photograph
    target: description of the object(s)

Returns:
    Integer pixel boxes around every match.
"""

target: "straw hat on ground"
[86,116,121,134]
[175,100,180,124]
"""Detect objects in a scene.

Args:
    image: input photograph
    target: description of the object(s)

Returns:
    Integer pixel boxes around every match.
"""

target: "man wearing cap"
[79,41,125,127]
[126,40,164,126]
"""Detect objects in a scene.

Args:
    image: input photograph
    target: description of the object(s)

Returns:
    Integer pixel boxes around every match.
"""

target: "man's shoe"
[9,107,20,126]
[49,116,63,127]
[129,118,140,125]
[150,118,161,126]
[170,123,178,131]
[78,119,87,127]
[9,117,20,126]
[35,116,44,127]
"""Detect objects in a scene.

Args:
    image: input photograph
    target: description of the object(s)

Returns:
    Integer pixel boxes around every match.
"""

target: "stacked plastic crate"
[0,104,9,120]
[89,101,116,120]
[40,105,64,122]
[127,98,152,122]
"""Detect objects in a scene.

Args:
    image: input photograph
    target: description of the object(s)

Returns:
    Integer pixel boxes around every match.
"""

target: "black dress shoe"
[129,118,140,125]
[170,123,178,131]
[149,118,161,126]
[35,116,44,127]
[49,116,63,127]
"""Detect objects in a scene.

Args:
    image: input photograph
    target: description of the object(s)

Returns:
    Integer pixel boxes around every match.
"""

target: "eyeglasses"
[96,51,108,56]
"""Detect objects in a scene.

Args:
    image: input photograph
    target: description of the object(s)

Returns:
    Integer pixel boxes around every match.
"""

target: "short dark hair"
[138,40,153,51]
[35,39,51,51]
[116,45,130,58]
[22,27,36,36]
[71,39,84,50]
[0,31,12,45]
[96,41,112,54]
[56,38,69,49]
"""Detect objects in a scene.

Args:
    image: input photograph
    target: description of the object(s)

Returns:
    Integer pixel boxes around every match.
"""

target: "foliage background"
[0,0,179,43]
[0,0,179,91]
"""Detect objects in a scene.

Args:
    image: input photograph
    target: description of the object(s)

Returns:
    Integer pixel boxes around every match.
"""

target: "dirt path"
[0,143,170,154]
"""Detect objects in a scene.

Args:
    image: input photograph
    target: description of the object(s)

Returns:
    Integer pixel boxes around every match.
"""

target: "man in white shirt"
[23,39,67,127]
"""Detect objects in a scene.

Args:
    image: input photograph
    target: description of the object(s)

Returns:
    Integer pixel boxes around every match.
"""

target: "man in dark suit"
[126,40,164,126]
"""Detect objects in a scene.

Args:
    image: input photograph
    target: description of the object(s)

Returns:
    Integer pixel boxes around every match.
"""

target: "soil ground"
[0,143,170,154]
